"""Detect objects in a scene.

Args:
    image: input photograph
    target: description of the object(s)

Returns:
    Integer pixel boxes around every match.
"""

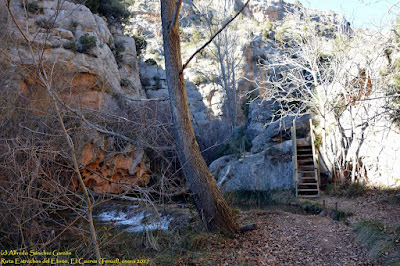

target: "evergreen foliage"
[80,0,130,23]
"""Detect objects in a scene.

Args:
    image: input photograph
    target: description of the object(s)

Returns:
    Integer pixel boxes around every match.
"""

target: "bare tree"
[195,0,247,130]
[160,0,238,234]
[4,0,102,260]
[256,9,398,186]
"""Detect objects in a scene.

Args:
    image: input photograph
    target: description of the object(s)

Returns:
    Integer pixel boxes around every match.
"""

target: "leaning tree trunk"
[160,0,238,235]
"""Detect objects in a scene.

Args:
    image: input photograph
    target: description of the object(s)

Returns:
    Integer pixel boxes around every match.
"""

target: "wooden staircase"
[291,119,320,198]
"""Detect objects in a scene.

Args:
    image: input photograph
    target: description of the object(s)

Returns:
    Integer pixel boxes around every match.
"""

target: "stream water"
[91,201,195,233]
[95,207,173,233]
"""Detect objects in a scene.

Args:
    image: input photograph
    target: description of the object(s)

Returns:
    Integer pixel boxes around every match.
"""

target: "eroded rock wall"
[0,0,149,193]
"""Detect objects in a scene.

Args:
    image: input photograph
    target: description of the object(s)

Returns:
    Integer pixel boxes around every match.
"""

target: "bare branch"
[180,0,250,74]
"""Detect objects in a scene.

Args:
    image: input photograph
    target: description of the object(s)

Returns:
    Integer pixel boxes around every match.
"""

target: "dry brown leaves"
[195,210,370,265]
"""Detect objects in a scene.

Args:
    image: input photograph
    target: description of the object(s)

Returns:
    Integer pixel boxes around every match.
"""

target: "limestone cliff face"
[0,0,149,193]
[1,0,145,112]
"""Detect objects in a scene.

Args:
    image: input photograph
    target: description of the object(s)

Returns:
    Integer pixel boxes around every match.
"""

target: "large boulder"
[209,110,313,192]
[210,141,294,192]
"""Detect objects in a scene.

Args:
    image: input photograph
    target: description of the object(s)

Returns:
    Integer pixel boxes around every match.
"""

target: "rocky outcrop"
[249,0,292,23]
[139,61,213,128]
[209,112,313,192]
[250,114,312,153]
[1,0,145,112]
[1,0,149,193]
[77,133,150,193]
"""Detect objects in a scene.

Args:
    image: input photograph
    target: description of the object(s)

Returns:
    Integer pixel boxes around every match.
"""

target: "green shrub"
[140,77,151,87]
[35,18,53,29]
[113,42,125,64]
[325,182,367,198]
[145,58,157,66]
[262,29,271,41]
[63,41,76,50]
[190,28,203,45]
[99,0,130,23]
[294,0,302,7]
[153,76,161,89]
[27,1,43,13]
[81,0,100,14]
[120,79,131,87]
[314,134,322,149]
[344,182,367,198]
[215,127,252,158]
[265,21,273,31]
[77,33,97,53]
[192,74,207,86]
[81,0,130,24]
[275,30,285,43]
[132,34,147,56]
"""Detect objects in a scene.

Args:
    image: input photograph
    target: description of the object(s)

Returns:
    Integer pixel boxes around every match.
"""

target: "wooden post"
[309,119,320,196]
[291,120,298,197]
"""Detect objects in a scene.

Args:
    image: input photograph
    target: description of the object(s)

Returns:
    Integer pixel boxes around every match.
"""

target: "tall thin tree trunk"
[160,0,238,235]
[232,57,237,128]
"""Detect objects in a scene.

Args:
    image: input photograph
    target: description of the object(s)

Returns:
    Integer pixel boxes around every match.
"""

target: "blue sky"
[287,0,400,29]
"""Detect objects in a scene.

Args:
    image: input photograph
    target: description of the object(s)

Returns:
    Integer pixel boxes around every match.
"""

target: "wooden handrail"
[291,120,298,197]
[309,119,320,196]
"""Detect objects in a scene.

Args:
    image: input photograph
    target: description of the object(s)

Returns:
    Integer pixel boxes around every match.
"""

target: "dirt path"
[196,210,370,265]
[309,190,400,227]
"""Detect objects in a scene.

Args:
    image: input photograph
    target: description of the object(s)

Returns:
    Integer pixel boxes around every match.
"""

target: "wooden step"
[298,182,318,185]
[298,176,317,180]
[297,194,320,198]
[298,162,314,166]
[292,119,320,198]
[299,165,313,169]
[297,148,312,152]
[298,183,317,187]
[298,158,313,163]
[297,145,311,149]
[299,169,315,173]
[297,154,312,157]
[297,139,311,146]
[298,167,314,171]
[298,170,315,173]
[298,166,314,170]
[298,175,317,179]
